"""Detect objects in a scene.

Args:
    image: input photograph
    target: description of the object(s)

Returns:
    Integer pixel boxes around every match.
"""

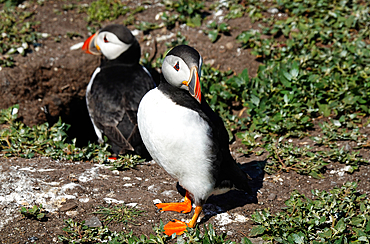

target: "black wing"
[87,64,154,155]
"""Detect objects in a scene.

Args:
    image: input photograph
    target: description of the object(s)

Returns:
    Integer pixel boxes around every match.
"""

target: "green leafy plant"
[135,21,163,33]
[225,3,246,19]
[250,182,370,243]
[85,0,144,24]
[0,104,141,168]
[20,204,46,220]
[206,21,230,43]
[165,31,188,48]
[237,0,370,131]
[238,116,367,178]
[311,118,366,147]
[59,218,250,244]
[162,0,205,28]
[0,4,43,67]
[178,224,252,243]
[105,154,144,171]
[93,204,145,226]
[59,219,125,243]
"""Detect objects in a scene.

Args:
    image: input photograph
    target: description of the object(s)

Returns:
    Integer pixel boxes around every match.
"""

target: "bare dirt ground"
[0,1,369,243]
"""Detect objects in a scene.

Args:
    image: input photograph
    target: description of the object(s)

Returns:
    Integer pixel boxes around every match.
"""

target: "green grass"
[250,182,370,243]
[58,217,251,244]
[0,3,43,67]
[85,0,145,25]
[92,204,145,226]
[236,0,370,130]
[0,104,143,169]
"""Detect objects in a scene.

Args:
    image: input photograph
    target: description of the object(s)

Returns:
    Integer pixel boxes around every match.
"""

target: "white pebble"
[153,199,162,205]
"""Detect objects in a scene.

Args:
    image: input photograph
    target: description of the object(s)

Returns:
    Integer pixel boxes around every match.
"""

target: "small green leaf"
[207,30,219,43]
[249,225,266,237]
[251,94,260,106]
[318,228,332,238]
[241,237,253,244]
[290,232,305,244]
[335,218,346,233]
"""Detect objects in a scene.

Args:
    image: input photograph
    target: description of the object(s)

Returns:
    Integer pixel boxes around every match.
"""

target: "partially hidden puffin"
[82,24,155,158]
[137,45,252,236]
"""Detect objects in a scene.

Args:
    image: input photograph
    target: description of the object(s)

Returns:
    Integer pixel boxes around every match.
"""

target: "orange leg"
[156,191,192,214]
[163,206,203,236]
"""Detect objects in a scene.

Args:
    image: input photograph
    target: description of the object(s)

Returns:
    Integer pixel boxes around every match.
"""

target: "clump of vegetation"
[250,182,370,243]
[237,0,370,135]
[59,217,251,244]
[85,0,144,25]
[0,3,43,67]
[206,21,230,43]
[20,204,46,221]
[93,204,144,226]
[105,154,144,171]
[162,0,205,28]
[0,104,142,169]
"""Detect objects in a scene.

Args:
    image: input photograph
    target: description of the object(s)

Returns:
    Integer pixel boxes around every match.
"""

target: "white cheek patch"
[162,55,190,88]
[96,32,131,60]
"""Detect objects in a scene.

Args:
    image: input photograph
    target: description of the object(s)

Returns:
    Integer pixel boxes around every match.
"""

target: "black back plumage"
[158,79,252,195]
[86,25,154,158]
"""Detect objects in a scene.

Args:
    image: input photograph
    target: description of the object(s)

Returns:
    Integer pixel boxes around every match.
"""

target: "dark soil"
[0,1,369,244]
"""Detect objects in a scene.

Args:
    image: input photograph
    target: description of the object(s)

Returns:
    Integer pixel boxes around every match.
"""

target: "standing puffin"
[138,45,252,235]
[82,24,155,158]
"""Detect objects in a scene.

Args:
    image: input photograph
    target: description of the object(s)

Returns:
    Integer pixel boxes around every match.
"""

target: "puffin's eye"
[103,35,108,43]
[173,61,180,71]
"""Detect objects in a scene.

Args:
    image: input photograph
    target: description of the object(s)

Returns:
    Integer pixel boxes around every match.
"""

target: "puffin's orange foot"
[156,192,192,213]
[156,201,192,213]
[163,219,188,236]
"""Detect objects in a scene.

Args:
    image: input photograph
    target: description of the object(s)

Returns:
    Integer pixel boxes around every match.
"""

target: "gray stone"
[267,193,277,201]
[84,216,102,227]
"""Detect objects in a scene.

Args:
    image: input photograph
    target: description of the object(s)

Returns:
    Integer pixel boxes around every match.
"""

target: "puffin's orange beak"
[82,32,101,55]
[182,66,201,103]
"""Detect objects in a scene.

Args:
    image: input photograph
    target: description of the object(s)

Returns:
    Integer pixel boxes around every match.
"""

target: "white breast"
[138,89,216,201]
[86,67,104,143]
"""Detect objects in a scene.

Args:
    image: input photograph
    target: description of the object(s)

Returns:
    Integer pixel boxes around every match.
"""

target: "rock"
[161,190,178,198]
[66,210,78,216]
[153,199,162,205]
[148,184,161,193]
[344,142,352,151]
[234,213,249,222]
[59,202,78,212]
[126,203,138,208]
[225,42,233,50]
[267,193,277,201]
[267,7,279,14]
[249,237,265,244]
[204,59,215,66]
[84,216,102,227]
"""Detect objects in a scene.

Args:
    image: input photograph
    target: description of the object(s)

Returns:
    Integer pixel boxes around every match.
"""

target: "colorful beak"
[183,66,201,103]
[82,32,101,55]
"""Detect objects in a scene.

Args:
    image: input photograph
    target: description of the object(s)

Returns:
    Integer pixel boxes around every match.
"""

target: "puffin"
[137,45,252,235]
[82,24,155,158]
